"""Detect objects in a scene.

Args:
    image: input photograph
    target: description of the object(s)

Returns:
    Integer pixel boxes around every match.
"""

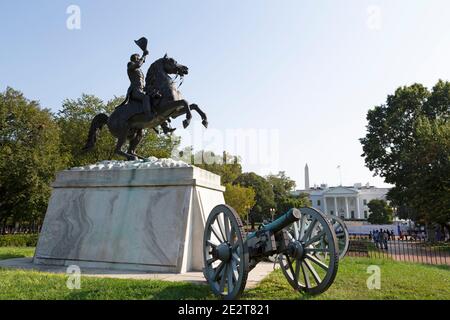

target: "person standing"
[383,230,388,250]
[373,230,380,249]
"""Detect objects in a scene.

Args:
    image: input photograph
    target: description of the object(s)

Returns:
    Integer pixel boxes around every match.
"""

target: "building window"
[363,199,367,205]
[351,211,355,219]
[317,200,321,206]
[330,210,334,215]
[364,211,368,219]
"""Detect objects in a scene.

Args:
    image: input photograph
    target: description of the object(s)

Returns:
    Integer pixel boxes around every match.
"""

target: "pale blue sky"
[1,0,450,188]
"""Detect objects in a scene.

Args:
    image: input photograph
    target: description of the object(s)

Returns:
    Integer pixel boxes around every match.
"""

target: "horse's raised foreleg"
[182,100,192,129]
[162,99,193,128]
[189,104,208,128]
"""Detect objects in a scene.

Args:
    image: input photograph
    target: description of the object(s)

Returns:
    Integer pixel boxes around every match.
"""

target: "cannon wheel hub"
[213,243,232,262]
[288,241,305,260]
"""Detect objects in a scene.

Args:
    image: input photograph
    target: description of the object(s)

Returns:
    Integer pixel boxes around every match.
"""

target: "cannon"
[203,205,341,299]
[268,214,349,262]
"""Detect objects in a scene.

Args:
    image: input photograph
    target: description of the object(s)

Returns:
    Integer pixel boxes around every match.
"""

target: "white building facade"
[293,184,390,221]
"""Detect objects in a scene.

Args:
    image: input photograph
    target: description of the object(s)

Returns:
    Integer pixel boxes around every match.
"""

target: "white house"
[293,165,390,221]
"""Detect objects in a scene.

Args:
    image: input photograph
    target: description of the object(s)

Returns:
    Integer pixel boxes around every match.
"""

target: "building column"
[323,197,327,214]
[334,197,338,216]
[356,196,361,219]
[345,197,349,219]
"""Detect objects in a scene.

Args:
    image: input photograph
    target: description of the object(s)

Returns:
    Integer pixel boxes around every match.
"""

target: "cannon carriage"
[203,205,350,299]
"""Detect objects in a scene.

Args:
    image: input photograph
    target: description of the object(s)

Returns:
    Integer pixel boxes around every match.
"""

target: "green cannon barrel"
[247,208,301,241]
[262,208,301,234]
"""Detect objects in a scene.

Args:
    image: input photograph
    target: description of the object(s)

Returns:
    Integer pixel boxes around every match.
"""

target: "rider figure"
[127,51,175,134]
[127,51,154,119]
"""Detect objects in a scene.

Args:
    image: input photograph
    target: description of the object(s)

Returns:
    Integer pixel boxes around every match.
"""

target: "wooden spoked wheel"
[203,205,249,300]
[327,215,349,260]
[279,207,339,295]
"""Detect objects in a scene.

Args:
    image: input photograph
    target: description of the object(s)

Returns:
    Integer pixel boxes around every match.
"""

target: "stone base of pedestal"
[33,160,225,273]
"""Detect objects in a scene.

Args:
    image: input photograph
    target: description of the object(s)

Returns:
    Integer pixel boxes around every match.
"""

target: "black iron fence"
[348,235,450,265]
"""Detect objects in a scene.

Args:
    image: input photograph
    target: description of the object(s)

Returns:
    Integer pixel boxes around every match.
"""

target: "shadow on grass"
[148,283,213,300]
[0,253,28,260]
[64,281,214,300]
[243,288,315,300]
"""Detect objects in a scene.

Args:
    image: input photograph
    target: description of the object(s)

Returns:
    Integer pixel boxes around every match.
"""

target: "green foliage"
[360,80,450,227]
[361,83,431,181]
[408,117,450,227]
[0,234,38,247]
[277,194,311,215]
[56,94,114,167]
[224,184,256,222]
[266,171,296,200]
[234,172,276,221]
[188,150,242,185]
[57,94,179,167]
[266,171,309,215]
[0,88,67,227]
[367,199,393,224]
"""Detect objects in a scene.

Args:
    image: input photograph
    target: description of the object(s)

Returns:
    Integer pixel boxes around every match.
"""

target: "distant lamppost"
[270,208,276,222]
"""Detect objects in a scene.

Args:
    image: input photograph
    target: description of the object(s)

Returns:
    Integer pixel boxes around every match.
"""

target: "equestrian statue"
[83,37,208,161]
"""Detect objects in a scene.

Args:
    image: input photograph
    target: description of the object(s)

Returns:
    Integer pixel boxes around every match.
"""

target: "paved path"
[0,258,275,289]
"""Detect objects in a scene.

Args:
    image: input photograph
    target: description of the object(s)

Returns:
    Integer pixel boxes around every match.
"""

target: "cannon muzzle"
[262,208,301,234]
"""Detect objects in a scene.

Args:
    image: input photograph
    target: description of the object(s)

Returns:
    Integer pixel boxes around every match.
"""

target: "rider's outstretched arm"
[128,57,145,71]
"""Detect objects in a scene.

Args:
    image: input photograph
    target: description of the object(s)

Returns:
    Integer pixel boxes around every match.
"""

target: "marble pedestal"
[34,162,225,273]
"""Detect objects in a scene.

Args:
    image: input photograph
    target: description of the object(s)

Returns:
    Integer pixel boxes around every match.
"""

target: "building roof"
[292,185,390,197]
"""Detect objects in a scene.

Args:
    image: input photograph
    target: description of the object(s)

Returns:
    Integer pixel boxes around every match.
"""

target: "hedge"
[0,234,39,247]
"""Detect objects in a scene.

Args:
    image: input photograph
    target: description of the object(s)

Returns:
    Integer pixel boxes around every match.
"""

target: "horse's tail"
[82,113,109,152]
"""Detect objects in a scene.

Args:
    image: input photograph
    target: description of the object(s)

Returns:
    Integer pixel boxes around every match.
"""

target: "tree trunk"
[425,222,435,242]
[0,219,4,235]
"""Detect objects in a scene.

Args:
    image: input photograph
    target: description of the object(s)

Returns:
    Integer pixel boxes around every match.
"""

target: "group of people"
[370,229,394,250]
[398,230,420,241]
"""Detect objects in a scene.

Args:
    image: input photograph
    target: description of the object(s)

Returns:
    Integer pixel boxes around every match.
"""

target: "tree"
[405,117,450,232]
[367,200,393,224]
[276,194,311,216]
[0,88,67,231]
[266,171,303,215]
[234,172,276,222]
[190,150,242,185]
[360,80,450,230]
[224,184,256,223]
[266,171,296,200]
[57,94,179,167]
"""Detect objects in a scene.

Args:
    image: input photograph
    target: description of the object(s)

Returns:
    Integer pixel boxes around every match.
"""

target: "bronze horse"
[83,54,208,160]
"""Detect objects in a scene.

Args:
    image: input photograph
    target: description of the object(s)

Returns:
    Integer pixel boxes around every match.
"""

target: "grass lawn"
[0,247,35,260]
[0,247,449,300]
[246,257,450,300]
